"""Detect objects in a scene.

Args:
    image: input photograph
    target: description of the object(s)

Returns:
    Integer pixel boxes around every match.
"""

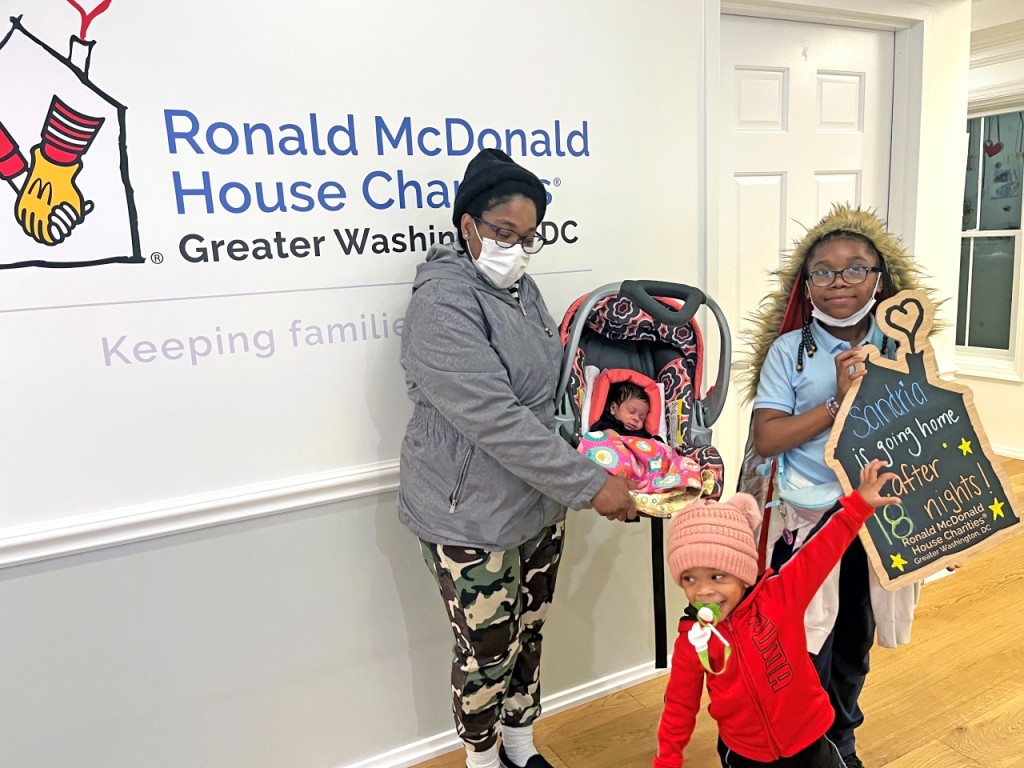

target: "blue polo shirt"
[754,317,884,485]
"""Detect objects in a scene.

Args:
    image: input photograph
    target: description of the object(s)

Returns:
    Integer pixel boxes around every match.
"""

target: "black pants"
[717,735,844,767]
[809,537,874,757]
[771,510,874,759]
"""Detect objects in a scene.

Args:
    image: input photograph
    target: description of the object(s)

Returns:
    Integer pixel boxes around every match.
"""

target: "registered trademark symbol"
[150,252,164,264]
[553,178,561,187]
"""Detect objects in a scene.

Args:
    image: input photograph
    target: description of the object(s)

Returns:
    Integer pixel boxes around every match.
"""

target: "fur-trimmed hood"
[740,204,941,402]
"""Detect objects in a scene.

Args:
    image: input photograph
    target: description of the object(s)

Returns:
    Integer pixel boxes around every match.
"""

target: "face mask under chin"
[809,274,881,328]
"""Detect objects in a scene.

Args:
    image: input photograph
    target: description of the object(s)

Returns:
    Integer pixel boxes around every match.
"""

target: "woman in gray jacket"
[399,149,635,768]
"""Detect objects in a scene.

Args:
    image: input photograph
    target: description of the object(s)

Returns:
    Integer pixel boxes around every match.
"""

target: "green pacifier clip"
[689,602,732,675]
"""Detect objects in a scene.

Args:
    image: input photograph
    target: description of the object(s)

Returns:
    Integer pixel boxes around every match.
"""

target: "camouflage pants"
[420,521,565,752]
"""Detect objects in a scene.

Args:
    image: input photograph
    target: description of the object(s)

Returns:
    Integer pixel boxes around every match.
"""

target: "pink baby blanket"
[577,431,705,493]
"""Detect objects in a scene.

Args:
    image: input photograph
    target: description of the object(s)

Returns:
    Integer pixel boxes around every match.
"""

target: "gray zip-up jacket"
[398,244,608,550]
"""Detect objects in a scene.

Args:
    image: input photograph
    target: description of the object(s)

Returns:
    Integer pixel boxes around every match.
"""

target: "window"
[958,109,1024,378]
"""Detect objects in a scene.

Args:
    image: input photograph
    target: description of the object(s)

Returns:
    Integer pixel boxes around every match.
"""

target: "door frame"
[701,0,971,380]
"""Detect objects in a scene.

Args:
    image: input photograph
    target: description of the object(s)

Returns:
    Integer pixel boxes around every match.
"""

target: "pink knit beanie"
[667,493,762,587]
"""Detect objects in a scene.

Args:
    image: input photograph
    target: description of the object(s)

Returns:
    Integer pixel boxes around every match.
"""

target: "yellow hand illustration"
[16,146,85,246]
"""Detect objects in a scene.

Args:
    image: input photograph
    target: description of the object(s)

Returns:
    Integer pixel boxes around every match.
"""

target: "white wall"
[0,1,981,767]
[0,491,670,768]
[968,1,1024,105]
[0,1,702,766]
[958,0,1024,458]
[971,0,1024,30]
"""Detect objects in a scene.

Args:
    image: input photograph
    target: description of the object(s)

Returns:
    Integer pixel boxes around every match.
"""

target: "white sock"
[466,744,499,768]
[501,724,537,765]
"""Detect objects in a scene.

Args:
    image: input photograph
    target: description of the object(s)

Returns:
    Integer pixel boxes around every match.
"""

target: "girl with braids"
[740,204,939,768]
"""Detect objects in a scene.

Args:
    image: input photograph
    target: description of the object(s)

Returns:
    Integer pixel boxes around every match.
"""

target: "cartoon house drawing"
[0,15,141,269]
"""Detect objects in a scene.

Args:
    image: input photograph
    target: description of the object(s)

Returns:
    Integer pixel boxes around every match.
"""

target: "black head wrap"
[451,148,547,228]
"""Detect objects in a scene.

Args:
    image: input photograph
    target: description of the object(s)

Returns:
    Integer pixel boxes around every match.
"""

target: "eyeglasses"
[806,265,883,287]
[473,216,546,255]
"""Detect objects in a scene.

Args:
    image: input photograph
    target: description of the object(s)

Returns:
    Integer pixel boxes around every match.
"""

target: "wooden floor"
[415,458,1024,768]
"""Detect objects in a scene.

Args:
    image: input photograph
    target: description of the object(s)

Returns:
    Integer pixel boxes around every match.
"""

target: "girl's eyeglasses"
[806,265,882,287]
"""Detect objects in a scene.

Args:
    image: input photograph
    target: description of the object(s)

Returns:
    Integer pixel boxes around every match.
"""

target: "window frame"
[956,105,1024,382]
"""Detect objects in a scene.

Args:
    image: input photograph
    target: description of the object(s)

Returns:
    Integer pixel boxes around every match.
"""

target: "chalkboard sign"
[826,290,1022,590]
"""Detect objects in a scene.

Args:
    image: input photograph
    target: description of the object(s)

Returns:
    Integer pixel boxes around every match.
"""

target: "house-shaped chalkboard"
[826,290,1021,590]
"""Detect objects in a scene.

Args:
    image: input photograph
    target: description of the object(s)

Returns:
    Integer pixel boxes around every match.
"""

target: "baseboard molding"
[923,568,955,584]
[995,445,1024,461]
[0,461,400,569]
[341,662,667,768]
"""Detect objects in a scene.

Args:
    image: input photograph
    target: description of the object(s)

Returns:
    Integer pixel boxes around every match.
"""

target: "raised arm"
[776,460,898,608]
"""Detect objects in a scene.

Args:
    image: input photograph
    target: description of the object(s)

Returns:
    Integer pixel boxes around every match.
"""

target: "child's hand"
[857,459,900,508]
[834,347,869,399]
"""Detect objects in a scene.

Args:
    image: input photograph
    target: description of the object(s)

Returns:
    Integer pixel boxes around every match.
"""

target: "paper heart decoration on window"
[984,139,1004,157]
[64,0,111,39]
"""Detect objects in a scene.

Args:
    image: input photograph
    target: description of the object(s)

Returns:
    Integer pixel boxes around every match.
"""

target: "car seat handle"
[619,280,706,327]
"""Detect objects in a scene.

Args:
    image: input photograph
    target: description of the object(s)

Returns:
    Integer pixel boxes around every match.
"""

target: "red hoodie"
[653,492,875,766]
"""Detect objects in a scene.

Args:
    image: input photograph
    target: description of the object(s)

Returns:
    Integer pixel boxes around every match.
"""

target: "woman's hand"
[592,476,638,521]
[834,347,869,401]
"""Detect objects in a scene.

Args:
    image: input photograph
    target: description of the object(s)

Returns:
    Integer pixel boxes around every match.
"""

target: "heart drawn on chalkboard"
[883,297,924,353]
[984,139,1004,157]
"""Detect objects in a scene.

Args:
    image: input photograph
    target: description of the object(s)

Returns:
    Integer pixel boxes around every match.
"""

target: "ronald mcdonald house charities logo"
[0,5,142,269]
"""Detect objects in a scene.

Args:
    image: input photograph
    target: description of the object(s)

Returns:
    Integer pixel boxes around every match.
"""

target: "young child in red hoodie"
[653,460,897,767]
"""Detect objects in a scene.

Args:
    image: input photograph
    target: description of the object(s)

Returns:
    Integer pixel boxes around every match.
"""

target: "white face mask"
[809,274,881,328]
[469,222,530,289]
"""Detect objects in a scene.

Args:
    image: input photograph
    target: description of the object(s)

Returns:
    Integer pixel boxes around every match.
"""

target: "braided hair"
[795,230,894,372]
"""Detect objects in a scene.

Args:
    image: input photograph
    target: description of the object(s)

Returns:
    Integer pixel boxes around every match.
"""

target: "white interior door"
[715,14,895,488]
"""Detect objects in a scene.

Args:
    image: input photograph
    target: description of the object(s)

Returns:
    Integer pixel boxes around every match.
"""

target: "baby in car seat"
[579,371,713,515]
[590,382,663,440]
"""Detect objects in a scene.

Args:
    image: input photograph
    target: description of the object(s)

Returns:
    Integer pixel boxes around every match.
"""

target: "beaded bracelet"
[825,395,840,419]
